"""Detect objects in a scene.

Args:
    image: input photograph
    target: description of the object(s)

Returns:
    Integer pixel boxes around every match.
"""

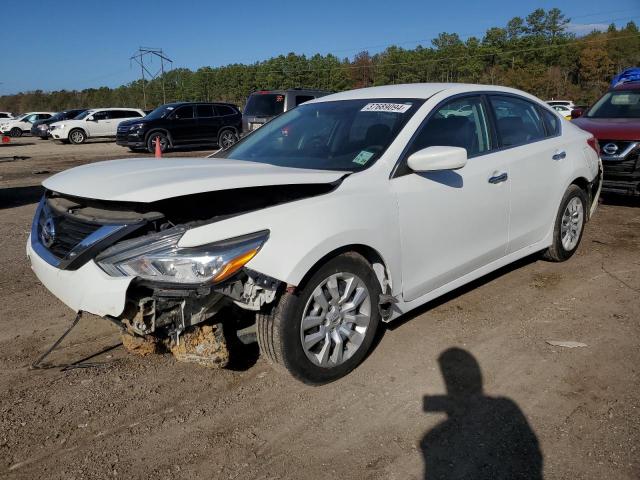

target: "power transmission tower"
[129,47,173,109]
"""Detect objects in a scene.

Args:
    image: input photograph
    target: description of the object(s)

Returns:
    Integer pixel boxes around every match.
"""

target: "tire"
[68,129,86,144]
[543,184,588,262]
[9,128,22,137]
[218,129,238,150]
[146,132,169,153]
[257,252,382,384]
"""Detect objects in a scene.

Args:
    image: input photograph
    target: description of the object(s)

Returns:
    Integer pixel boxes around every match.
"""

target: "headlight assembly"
[96,227,269,285]
[128,123,146,131]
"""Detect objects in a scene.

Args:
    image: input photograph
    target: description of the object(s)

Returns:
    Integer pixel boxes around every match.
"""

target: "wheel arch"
[570,176,595,220]
[295,244,392,294]
[145,128,173,146]
[68,127,87,139]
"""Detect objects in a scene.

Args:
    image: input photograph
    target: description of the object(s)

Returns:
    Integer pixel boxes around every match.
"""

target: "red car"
[572,82,640,197]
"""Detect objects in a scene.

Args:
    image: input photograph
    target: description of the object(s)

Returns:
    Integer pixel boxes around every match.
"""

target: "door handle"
[552,150,566,160]
[488,172,508,184]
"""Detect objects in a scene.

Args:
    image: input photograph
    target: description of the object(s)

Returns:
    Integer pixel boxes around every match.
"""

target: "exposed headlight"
[55,124,65,130]
[128,123,146,131]
[96,228,269,285]
[38,124,49,130]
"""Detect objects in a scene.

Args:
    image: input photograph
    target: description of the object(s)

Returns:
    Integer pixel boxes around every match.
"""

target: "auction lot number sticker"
[361,103,412,113]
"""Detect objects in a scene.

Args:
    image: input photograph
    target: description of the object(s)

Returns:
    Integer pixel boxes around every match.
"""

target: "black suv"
[30,109,87,139]
[116,102,242,153]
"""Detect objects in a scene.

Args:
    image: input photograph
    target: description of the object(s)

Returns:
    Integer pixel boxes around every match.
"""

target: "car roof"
[89,107,141,111]
[309,83,540,103]
[612,82,640,91]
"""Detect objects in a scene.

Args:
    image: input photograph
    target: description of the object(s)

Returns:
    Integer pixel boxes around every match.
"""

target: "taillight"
[587,136,600,155]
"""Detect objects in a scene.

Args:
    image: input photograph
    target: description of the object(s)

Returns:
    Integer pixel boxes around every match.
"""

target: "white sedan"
[27,83,602,384]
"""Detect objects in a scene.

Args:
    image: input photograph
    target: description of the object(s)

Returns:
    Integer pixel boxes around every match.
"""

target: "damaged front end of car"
[30,183,335,367]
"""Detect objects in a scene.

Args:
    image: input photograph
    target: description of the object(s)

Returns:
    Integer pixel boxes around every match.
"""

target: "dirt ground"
[1,136,639,479]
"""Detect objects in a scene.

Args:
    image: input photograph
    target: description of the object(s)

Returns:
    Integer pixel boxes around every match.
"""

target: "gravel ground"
[1,137,639,479]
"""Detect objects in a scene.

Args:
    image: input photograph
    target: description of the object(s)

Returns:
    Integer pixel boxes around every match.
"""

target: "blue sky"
[2,0,639,95]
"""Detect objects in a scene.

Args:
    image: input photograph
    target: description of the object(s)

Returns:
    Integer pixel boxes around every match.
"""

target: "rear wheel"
[9,127,21,137]
[218,129,238,150]
[146,132,169,153]
[543,184,587,262]
[68,129,86,144]
[257,252,381,384]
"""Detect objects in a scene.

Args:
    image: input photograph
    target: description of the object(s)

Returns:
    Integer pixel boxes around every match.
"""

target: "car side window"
[295,95,315,106]
[541,108,560,137]
[407,96,492,158]
[173,106,194,119]
[215,105,235,116]
[39,114,52,120]
[126,110,143,118]
[490,95,546,147]
[197,105,215,118]
[92,111,109,120]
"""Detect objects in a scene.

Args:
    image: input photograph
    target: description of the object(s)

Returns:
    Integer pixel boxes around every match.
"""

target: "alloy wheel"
[300,272,372,368]
[219,131,236,149]
[560,196,584,251]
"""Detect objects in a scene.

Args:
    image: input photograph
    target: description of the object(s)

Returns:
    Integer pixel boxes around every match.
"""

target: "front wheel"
[257,252,381,384]
[9,128,22,137]
[543,184,587,262]
[68,129,86,144]
[146,132,169,153]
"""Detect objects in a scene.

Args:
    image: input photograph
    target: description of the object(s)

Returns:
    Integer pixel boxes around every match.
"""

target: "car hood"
[572,117,640,141]
[118,118,148,128]
[43,158,346,202]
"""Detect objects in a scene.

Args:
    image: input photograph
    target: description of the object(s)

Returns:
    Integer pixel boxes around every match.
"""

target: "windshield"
[587,91,640,119]
[145,105,176,120]
[222,98,423,171]
[244,93,286,117]
[75,110,94,120]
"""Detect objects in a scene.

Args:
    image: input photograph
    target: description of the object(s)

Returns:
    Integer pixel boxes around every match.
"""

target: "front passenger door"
[86,110,111,137]
[391,95,510,302]
[170,105,197,145]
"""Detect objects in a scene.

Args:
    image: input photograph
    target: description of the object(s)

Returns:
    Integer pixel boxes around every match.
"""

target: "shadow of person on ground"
[421,348,543,480]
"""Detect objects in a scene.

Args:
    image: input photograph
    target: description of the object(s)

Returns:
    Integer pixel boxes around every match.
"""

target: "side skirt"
[386,236,553,322]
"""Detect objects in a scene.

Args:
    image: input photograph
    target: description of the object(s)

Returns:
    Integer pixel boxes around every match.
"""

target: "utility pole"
[129,47,173,109]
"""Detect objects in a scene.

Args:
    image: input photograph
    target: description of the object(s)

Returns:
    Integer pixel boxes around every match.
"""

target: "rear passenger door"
[487,95,570,252]
[196,104,221,144]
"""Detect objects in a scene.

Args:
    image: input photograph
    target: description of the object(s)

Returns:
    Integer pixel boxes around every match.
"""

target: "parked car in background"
[116,102,242,153]
[572,78,640,197]
[242,88,330,134]
[28,83,601,384]
[0,112,15,120]
[0,112,55,137]
[551,105,573,120]
[30,109,87,139]
[49,108,145,144]
[546,100,575,110]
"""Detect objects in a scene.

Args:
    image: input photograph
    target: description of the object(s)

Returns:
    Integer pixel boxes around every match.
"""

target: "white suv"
[28,84,602,384]
[49,108,145,144]
[1,112,55,137]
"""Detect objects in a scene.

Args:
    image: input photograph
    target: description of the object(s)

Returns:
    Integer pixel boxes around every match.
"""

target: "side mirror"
[407,146,467,172]
[570,108,584,119]
[87,116,95,121]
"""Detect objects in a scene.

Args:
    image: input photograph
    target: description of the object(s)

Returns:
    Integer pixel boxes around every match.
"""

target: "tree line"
[2,8,639,113]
